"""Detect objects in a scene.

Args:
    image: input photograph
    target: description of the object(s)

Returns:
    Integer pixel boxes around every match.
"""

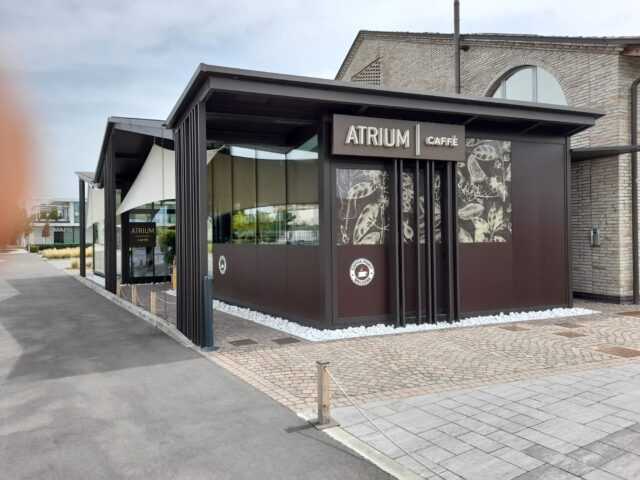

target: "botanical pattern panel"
[401,171,416,243]
[336,168,390,245]
[457,139,512,243]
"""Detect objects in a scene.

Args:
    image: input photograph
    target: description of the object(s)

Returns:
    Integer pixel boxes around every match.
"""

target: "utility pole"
[454,0,461,94]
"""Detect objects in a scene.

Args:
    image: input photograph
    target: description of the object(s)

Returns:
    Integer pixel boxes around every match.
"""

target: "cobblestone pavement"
[210,300,640,412]
[333,362,640,479]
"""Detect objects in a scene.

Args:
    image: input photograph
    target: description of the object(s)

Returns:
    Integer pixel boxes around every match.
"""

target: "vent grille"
[351,57,382,87]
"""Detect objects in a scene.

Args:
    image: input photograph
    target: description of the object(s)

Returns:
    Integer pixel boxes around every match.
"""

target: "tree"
[48,207,59,221]
[41,221,50,241]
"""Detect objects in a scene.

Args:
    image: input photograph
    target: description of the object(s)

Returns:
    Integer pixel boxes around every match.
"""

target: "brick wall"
[338,33,640,301]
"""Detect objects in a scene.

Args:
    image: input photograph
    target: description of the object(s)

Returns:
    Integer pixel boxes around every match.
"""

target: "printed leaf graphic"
[347,181,377,200]
[358,231,382,245]
[353,203,380,243]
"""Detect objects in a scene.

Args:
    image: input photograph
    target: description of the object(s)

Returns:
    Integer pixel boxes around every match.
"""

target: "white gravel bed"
[212,299,597,342]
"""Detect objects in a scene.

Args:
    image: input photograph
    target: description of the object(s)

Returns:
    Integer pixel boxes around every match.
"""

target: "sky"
[0,0,637,198]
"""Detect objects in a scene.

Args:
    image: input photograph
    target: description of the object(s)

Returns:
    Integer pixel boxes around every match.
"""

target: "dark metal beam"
[78,178,86,277]
[103,143,117,293]
[206,111,315,126]
[632,78,639,303]
[454,0,461,94]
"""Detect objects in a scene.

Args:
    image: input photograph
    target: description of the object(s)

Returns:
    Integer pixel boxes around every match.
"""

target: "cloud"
[0,0,636,197]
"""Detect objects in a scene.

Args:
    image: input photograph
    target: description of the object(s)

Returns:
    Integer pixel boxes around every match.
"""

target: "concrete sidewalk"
[0,252,392,479]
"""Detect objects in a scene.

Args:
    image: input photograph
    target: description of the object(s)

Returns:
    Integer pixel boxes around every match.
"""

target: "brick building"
[336,31,640,303]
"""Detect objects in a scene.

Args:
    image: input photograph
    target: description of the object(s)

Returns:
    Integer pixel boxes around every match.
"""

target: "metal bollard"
[316,361,332,427]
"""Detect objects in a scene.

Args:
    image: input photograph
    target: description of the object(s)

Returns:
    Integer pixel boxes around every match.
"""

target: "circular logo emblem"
[218,255,227,275]
[349,258,375,287]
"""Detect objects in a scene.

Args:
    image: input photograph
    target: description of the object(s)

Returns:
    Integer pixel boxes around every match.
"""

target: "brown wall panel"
[212,244,323,326]
[336,245,390,322]
[459,139,568,314]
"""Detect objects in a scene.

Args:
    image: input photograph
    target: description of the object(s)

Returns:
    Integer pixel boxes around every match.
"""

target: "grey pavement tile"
[601,415,636,429]
[601,452,640,480]
[332,405,365,426]
[541,400,617,424]
[455,405,483,417]
[436,471,464,480]
[382,426,431,453]
[603,392,640,414]
[385,408,448,434]
[513,464,581,479]
[507,403,555,422]
[583,470,630,480]
[458,431,503,453]
[587,419,628,435]
[601,427,640,455]
[395,454,432,477]
[510,414,543,428]
[430,432,474,455]
[440,448,525,480]
[569,443,624,468]
[533,418,609,446]
[455,416,497,435]
[437,423,470,437]
[488,430,534,451]
[359,431,405,459]
[522,444,596,477]
[344,422,377,437]
[367,405,397,417]
[517,428,578,454]
[415,444,456,464]
[495,446,543,471]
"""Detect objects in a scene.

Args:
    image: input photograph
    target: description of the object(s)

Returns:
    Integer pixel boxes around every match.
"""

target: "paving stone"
[583,470,628,480]
[495,446,543,471]
[458,431,503,453]
[488,430,534,451]
[569,443,624,468]
[513,465,581,479]
[385,408,447,434]
[381,426,430,453]
[601,452,640,479]
[415,444,456,464]
[601,427,640,455]
[517,428,577,454]
[533,418,609,446]
[440,448,525,480]
[437,423,469,437]
[430,432,474,455]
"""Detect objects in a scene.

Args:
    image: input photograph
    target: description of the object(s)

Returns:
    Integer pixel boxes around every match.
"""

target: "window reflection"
[208,133,320,246]
[492,66,567,105]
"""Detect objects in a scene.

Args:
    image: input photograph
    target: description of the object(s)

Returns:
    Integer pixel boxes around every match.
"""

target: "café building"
[82,64,603,348]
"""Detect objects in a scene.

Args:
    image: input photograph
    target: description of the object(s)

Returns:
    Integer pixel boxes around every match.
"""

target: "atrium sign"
[332,114,465,162]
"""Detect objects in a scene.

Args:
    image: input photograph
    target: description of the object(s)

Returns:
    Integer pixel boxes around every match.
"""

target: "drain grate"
[554,322,583,329]
[500,325,529,332]
[272,337,301,345]
[597,346,640,358]
[554,331,587,338]
[228,338,258,347]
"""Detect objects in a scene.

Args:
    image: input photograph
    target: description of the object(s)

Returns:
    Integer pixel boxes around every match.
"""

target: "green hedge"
[29,244,80,253]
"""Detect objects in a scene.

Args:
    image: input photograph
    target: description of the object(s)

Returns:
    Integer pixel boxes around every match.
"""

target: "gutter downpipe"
[454,0,461,94]
[632,78,639,303]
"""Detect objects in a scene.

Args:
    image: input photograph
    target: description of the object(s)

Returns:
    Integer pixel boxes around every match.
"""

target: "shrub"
[40,246,92,259]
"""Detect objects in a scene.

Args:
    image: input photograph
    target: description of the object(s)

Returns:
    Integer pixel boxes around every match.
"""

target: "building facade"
[25,198,81,246]
[336,32,640,303]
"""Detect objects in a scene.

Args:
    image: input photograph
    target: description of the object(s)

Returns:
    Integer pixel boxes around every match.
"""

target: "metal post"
[631,78,639,304]
[316,361,331,426]
[202,275,214,351]
[150,290,158,316]
[78,178,86,277]
[454,0,461,94]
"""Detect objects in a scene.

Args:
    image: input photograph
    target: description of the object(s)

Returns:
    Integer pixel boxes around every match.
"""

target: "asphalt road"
[0,252,392,479]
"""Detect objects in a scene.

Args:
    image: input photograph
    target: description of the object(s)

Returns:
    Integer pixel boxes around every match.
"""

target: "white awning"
[117,144,175,215]
[86,186,104,226]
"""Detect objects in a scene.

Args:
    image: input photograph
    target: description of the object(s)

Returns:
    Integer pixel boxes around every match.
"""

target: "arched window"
[492,66,567,105]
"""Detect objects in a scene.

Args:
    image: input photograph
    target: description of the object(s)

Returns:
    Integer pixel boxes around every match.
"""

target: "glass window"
[287,135,319,245]
[492,66,567,105]
[257,149,286,244]
[537,67,568,105]
[212,151,232,243]
[208,131,320,248]
[232,148,257,244]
